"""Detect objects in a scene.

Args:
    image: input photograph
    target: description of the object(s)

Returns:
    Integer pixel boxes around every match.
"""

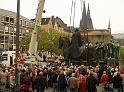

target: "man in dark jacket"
[58,71,67,92]
[86,71,98,92]
[52,71,59,92]
[112,72,123,92]
[34,72,47,92]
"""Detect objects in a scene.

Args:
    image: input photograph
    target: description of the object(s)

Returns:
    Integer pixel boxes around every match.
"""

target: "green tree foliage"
[20,28,69,55]
[120,46,124,60]
[38,28,69,55]
[20,31,32,52]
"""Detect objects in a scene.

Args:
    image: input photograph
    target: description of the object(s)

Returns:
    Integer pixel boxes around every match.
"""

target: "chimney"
[51,16,54,19]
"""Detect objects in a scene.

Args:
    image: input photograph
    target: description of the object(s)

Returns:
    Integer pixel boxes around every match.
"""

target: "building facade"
[80,29,113,44]
[113,34,124,46]
[31,16,69,32]
[79,2,113,43]
[0,9,33,51]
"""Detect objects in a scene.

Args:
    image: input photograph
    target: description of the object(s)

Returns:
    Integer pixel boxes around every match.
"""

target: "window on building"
[5,17,9,22]
[19,28,22,33]
[13,36,15,43]
[0,25,5,30]
[10,36,13,41]
[20,20,23,26]
[0,44,4,50]
[5,44,8,50]
[26,22,29,26]
[10,27,14,32]
[9,45,13,51]
[0,36,4,40]
[0,16,5,22]
[5,26,9,31]
[10,18,14,23]
[24,21,26,26]
[5,35,9,40]
[14,28,16,31]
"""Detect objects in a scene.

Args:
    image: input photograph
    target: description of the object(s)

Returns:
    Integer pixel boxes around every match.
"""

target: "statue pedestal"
[70,59,81,66]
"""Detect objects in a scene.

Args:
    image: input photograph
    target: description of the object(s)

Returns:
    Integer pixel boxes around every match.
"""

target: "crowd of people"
[0,63,124,92]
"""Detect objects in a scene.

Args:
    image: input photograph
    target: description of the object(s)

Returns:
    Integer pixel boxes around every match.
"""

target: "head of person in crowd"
[89,70,93,76]
[117,72,120,76]
[60,70,64,75]
[71,73,75,77]
[39,71,43,76]
[103,71,106,74]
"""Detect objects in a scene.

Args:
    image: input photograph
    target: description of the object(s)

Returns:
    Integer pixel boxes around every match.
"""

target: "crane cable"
[69,0,74,31]
[73,0,76,29]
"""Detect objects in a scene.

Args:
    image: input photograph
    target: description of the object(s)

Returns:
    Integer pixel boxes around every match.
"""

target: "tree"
[20,28,70,56]
[20,31,31,52]
[120,46,124,60]
[38,28,69,55]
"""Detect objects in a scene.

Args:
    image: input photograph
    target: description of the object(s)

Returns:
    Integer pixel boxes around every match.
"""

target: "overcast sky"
[0,0,124,34]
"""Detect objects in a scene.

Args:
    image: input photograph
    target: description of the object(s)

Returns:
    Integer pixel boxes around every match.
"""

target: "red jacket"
[20,75,30,90]
[100,74,109,83]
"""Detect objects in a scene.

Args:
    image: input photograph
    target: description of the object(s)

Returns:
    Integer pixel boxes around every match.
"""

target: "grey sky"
[0,0,124,34]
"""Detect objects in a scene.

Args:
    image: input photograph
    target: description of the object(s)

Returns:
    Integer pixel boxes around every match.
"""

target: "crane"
[29,0,45,61]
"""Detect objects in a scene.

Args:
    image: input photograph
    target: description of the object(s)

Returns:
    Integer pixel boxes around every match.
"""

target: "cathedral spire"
[108,19,111,33]
[86,3,93,29]
[80,1,87,30]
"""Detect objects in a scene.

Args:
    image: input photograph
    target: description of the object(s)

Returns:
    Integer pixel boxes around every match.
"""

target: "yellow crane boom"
[29,0,45,58]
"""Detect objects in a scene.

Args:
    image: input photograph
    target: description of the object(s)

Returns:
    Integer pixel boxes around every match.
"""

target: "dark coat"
[112,75,123,89]
[86,75,98,92]
[58,74,67,90]
[34,75,47,90]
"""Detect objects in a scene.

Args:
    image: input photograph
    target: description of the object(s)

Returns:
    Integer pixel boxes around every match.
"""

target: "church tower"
[80,1,87,30]
[86,3,93,29]
[108,19,111,33]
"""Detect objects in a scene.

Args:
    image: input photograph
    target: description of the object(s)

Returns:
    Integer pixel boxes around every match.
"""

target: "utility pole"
[14,0,20,91]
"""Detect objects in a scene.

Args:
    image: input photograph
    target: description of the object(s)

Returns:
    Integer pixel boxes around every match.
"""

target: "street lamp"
[14,0,20,91]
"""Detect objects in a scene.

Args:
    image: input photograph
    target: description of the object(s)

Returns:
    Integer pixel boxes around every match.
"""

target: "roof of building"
[41,18,51,25]
[0,9,30,21]
[31,16,69,31]
[54,17,69,31]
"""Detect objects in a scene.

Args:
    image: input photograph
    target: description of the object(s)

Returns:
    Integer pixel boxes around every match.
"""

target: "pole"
[14,0,20,91]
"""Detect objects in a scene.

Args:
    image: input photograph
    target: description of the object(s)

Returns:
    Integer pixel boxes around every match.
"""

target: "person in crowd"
[100,71,109,84]
[20,71,31,92]
[93,69,98,80]
[120,71,124,91]
[52,70,59,92]
[75,71,82,91]
[0,69,7,85]
[86,71,98,92]
[9,71,15,89]
[112,72,123,92]
[58,70,67,92]
[34,71,47,92]
[79,75,86,92]
[68,73,78,92]
[31,68,36,92]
